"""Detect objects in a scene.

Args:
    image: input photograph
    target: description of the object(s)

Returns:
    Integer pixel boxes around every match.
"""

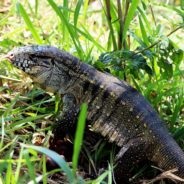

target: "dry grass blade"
[141,168,184,184]
[0,7,9,13]
[0,0,10,13]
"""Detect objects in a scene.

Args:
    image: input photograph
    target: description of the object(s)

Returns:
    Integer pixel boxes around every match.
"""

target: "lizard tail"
[149,131,184,179]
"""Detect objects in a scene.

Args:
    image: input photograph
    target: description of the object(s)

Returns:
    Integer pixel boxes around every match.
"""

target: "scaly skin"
[4,45,184,182]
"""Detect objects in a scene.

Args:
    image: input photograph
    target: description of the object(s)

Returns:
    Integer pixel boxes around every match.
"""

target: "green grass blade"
[122,0,140,42]
[72,103,87,175]
[138,7,152,34]
[63,0,69,17]
[159,3,184,18]
[108,163,112,184]
[0,136,18,154]
[17,3,42,44]
[24,150,36,184]
[42,155,47,184]
[7,114,47,132]
[35,0,39,16]
[62,0,70,49]
[5,162,12,184]
[22,144,75,183]
[78,25,106,52]
[138,15,149,46]
[15,146,24,183]
[171,90,183,125]
[110,1,120,35]
[182,0,184,10]
[88,171,109,183]
[103,0,118,50]
[82,0,89,23]
[47,0,84,59]
[129,31,145,46]
[0,116,5,149]
[3,94,20,117]
[26,1,35,16]
[74,0,83,27]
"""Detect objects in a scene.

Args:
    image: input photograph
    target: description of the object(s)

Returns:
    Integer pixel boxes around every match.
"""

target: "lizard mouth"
[3,53,32,73]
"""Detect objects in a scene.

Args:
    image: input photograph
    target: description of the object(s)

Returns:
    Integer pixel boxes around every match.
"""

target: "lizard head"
[5,45,62,90]
[5,45,55,75]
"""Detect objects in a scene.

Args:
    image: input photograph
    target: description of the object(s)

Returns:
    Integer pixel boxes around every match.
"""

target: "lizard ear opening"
[29,55,54,66]
[29,55,38,62]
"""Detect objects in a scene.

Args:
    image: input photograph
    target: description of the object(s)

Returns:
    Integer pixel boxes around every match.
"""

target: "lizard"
[4,45,184,183]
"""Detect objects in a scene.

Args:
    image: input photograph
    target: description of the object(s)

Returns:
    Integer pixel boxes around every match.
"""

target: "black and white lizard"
[4,45,184,183]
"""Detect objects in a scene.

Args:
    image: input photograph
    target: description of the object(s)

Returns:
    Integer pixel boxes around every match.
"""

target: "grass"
[0,0,184,183]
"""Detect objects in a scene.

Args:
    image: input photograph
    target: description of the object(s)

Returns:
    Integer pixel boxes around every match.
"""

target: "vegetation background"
[0,0,183,183]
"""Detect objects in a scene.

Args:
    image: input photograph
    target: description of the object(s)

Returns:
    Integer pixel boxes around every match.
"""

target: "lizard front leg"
[48,93,79,166]
[52,93,79,140]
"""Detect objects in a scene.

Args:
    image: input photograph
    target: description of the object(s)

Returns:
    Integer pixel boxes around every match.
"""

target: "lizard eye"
[5,53,15,61]
[9,53,14,58]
